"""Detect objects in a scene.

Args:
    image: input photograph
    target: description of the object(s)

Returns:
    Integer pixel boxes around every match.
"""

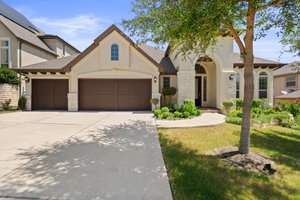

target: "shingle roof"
[18,54,79,73]
[139,44,177,74]
[274,61,300,77]
[0,0,43,34]
[232,53,285,69]
[0,16,56,55]
[275,89,300,99]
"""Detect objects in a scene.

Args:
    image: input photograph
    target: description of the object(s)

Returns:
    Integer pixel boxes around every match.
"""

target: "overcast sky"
[5,0,299,63]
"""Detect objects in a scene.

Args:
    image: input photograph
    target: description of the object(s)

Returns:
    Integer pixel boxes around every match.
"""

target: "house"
[16,24,284,111]
[0,0,79,105]
[273,61,300,104]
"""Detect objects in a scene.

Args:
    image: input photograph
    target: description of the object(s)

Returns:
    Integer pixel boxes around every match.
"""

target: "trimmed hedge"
[0,68,20,85]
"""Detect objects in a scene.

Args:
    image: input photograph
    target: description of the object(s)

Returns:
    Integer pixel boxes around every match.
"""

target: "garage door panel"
[79,79,151,111]
[32,79,68,110]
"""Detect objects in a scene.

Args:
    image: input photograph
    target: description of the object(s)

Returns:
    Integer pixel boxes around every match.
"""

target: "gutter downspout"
[18,41,23,97]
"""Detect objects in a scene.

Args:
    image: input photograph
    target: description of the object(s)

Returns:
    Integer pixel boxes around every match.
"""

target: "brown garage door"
[32,79,68,110]
[79,79,151,111]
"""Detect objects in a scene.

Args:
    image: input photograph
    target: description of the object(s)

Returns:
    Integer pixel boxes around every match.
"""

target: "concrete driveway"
[0,112,172,200]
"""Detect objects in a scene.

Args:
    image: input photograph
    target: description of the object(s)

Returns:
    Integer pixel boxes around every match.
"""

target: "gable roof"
[0,0,43,34]
[63,25,164,72]
[274,61,300,77]
[0,15,57,56]
[38,34,81,53]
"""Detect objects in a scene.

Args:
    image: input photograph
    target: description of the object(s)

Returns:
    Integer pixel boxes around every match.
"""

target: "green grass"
[158,124,300,200]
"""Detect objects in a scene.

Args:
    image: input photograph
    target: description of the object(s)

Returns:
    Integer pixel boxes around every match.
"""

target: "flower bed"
[154,100,202,120]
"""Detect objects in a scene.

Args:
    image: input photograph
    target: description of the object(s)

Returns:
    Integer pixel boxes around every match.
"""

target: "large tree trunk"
[239,7,256,154]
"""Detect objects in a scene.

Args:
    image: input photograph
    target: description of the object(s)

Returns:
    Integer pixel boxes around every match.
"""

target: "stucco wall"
[0,83,18,107]
[42,38,78,58]
[0,21,19,68]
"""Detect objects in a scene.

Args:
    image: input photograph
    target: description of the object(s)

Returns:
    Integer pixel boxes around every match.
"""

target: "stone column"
[68,93,78,111]
[177,70,196,105]
[25,80,32,111]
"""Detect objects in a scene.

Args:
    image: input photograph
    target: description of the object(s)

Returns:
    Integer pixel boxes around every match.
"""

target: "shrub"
[252,99,262,108]
[18,96,27,111]
[235,98,243,110]
[162,87,177,96]
[0,68,20,85]
[162,111,170,119]
[196,110,202,116]
[273,111,294,127]
[154,109,161,117]
[223,101,234,108]
[229,109,243,118]
[182,100,197,114]
[150,98,159,109]
[161,107,170,113]
[1,99,11,111]
[226,117,242,125]
[277,101,300,117]
[263,107,275,115]
[252,107,262,114]
[166,104,179,112]
[174,111,182,118]
[183,111,190,118]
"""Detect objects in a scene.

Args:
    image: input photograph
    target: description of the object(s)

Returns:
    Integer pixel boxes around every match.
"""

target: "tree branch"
[255,0,284,11]
[223,21,245,54]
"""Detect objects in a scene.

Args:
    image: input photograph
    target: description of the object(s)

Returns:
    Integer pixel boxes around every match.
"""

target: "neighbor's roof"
[38,34,81,53]
[18,54,79,73]
[139,44,177,74]
[275,89,300,99]
[233,53,285,69]
[274,61,300,77]
[0,16,57,56]
[0,0,43,34]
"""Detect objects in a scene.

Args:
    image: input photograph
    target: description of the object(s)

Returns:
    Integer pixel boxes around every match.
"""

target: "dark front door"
[32,79,68,110]
[195,77,202,107]
[79,79,152,111]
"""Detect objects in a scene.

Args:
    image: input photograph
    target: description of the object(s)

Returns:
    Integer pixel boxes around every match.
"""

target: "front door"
[195,77,202,107]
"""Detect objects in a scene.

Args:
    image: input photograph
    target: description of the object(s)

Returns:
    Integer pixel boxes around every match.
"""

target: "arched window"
[259,72,268,99]
[236,73,240,98]
[111,44,119,61]
[195,64,206,74]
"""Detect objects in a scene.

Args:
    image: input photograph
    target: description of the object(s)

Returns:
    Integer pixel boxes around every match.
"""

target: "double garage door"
[32,79,151,111]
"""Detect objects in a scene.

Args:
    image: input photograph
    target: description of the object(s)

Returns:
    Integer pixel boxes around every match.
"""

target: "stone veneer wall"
[0,84,19,107]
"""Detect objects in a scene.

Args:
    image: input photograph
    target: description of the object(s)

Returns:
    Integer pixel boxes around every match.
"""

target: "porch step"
[199,107,222,114]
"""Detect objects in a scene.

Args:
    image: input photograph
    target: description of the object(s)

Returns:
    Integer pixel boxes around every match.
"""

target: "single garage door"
[79,79,152,111]
[32,79,68,110]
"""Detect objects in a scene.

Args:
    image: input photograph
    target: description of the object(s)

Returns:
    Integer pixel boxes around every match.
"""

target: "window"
[195,64,206,74]
[259,72,268,99]
[62,44,66,56]
[111,44,119,61]
[286,75,297,87]
[236,73,240,98]
[0,39,10,68]
[163,77,170,88]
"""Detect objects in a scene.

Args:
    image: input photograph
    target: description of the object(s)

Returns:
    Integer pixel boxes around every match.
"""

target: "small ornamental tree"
[162,87,177,105]
[123,0,300,154]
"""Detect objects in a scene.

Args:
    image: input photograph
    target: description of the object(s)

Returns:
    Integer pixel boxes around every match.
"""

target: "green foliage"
[1,99,11,111]
[252,107,262,115]
[154,109,162,118]
[277,101,300,117]
[223,101,234,108]
[166,104,179,113]
[0,68,20,85]
[161,107,170,113]
[18,96,27,111]
[229,110,243,118]
[226,117,242,125]
[162,87,177,97]
[183,111,190,119]
[162,111,170,119]
[235,98,243,110]
[252,99,262,108]
[272,112,294,127]
[196,110,202,116]
[174,111,182,118]
[182,100,197,113]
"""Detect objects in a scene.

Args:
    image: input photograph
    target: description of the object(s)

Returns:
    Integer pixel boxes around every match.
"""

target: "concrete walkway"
[155,113,226,128]
[0,112,173,200]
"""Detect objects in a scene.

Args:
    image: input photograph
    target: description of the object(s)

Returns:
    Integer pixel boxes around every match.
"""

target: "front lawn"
[158,124,300,200]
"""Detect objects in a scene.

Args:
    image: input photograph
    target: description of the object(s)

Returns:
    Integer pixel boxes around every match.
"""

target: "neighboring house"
[0,0,79,105]
[273,61,300,104]
[17,25,284,111]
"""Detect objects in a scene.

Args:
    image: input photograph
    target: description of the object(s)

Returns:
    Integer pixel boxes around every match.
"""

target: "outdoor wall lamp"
[229,74,234,81]
[154,76,157,83]
[24,76,30,83]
